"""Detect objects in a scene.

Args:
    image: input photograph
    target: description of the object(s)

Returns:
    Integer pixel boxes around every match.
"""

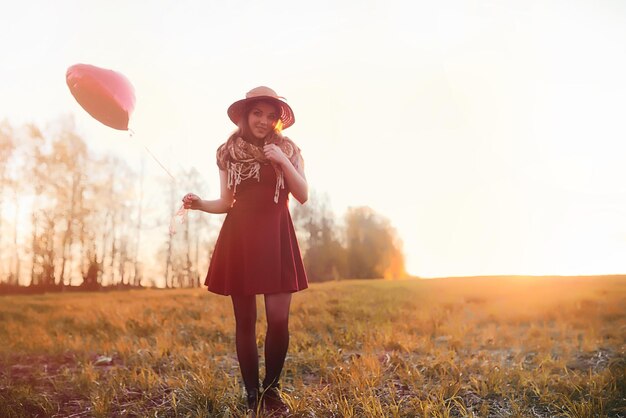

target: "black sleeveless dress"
[205,162,308,295]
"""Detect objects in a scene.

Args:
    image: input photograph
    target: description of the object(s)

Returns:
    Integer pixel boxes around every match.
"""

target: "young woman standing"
[183,86,308,415]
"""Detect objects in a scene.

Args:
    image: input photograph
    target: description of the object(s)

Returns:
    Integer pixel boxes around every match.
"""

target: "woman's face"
[247,101,279,140]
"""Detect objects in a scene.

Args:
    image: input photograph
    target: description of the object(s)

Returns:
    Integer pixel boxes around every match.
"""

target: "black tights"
[231,293,292,393]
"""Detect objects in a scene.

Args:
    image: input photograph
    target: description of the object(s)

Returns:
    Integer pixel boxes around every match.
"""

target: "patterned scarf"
[216,135,301,203]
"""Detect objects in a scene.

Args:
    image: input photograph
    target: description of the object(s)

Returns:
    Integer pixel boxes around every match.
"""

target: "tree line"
[291,194,407,281]
[0,119,407,294]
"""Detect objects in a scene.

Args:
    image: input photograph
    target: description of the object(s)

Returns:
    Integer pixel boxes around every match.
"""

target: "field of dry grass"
[1,276,624,417]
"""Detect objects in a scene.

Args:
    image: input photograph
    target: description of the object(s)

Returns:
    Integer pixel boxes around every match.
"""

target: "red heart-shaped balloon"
[66,64,136,131]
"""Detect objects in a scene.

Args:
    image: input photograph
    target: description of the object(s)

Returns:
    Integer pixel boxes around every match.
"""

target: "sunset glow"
[274,119,284,134]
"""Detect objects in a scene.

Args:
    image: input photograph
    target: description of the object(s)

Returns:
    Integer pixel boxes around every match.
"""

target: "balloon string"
[142,144,177,182]
[128,129,176,182]
[140,143,185,234]
[127,129,185,234]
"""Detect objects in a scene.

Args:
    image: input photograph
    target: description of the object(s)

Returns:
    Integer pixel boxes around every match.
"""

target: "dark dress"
[205,162,308,295]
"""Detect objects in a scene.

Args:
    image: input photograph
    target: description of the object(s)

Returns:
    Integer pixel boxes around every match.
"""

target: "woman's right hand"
[182,193,201,210]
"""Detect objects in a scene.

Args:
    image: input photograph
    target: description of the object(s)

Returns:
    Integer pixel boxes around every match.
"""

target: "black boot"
[246,387,260,414]
[260,381,289,416]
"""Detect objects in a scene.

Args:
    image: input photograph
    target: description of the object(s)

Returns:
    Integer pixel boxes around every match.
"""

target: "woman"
[182,86,308,415]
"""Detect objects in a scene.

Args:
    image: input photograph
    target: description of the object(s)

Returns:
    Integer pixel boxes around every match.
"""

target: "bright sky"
[1,0,626,278]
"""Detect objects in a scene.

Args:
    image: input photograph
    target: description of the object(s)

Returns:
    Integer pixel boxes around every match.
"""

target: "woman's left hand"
[263,144,290,167]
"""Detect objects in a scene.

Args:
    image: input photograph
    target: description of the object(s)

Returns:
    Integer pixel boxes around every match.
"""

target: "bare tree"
[10,186,21,285]
[22,124,53,287]
[0,120,16,281]
[133,157,145,286]
[91,155,137,286]
[81,156,111,288]
[164,176,176,288]
[48,122,89,288]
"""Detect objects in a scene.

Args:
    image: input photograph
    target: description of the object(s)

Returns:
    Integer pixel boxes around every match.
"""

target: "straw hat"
[227,86,295,129]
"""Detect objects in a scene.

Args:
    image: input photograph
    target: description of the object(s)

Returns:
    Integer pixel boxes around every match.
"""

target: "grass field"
[1,276,624,417]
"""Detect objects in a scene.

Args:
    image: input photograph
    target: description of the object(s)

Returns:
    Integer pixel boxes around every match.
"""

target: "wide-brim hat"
[227,86,295,129]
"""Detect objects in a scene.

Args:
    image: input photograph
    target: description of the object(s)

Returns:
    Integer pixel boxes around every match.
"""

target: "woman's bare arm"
[263,144,308,204]
[183,170,234,214]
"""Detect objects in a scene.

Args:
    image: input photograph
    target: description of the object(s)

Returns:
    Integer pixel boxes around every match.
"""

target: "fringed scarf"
[216,135,301,203]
